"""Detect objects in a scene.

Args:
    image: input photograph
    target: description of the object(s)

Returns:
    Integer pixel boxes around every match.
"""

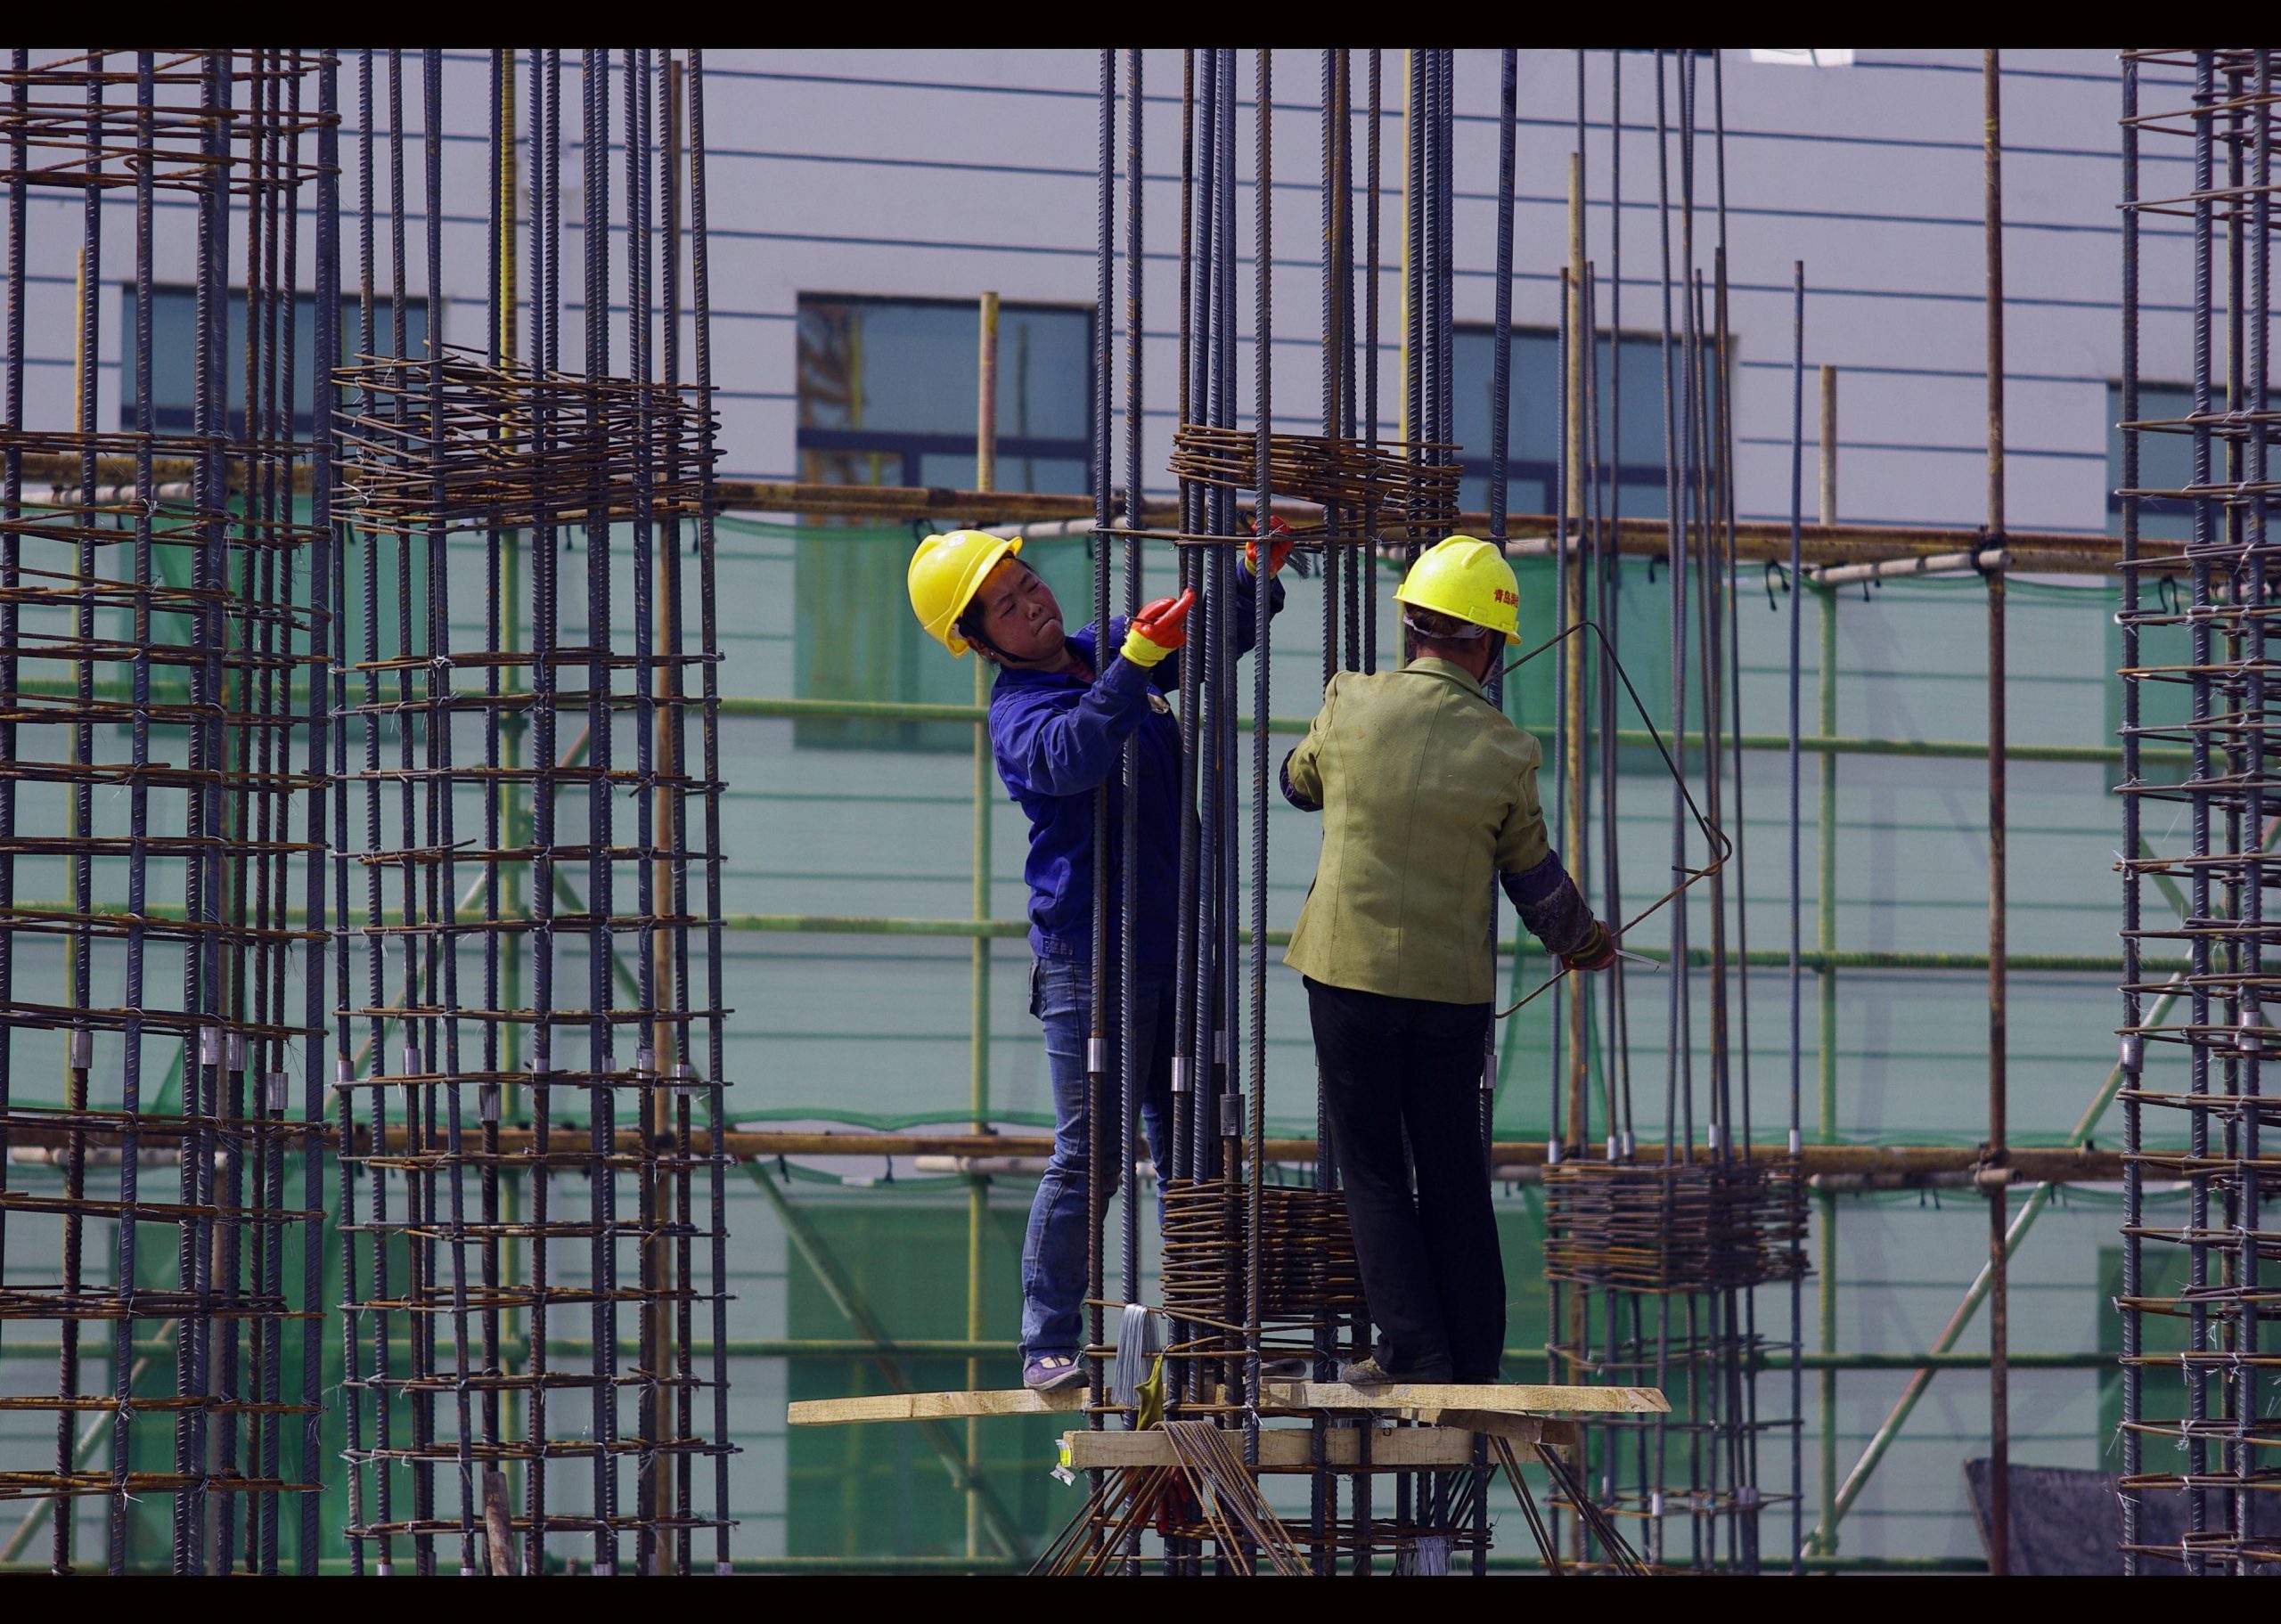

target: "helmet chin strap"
[1401,609,1488,641]
[965,620,1074,674]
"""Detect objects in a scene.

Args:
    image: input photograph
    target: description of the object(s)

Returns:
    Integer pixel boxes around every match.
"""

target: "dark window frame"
[793,291,1094,491]
[120,282,434,440]
[1451,320,1722,518]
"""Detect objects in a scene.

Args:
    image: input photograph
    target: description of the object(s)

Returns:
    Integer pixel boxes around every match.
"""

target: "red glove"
[1561,920,1616,974]
[1246,516,1296,576]
[1120,589,1198,668]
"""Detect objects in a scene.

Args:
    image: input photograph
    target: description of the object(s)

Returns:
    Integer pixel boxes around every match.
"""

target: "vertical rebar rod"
[2235,48,2270,1579]
[1121,40,1144,1360]
[1982,47,2009,1579]
[0,50,20,1567]
[2184,50,2216,1571]
[1363,50,1379,676]
[2116,48,2143,1578]
[968,285,997,1560]
[686,46,737,1573]
[1085,58,1113,1549]
[1786,259,1807,1579]
[1244,43,1271,1474]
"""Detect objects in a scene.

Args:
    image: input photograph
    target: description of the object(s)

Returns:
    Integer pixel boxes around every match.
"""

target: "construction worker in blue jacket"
[908,526,1288,1391]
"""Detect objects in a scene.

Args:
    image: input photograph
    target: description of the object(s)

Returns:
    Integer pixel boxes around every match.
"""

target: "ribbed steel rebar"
[334,49,733,1578]
[2115,48,2281,1578]
[0,50,330,1574]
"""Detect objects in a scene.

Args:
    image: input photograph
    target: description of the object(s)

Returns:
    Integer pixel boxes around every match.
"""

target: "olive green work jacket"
[1282,657,1552,1005]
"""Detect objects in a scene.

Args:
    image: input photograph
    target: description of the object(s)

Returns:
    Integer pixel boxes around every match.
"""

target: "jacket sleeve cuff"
[1279,749,1320,812]
[1097,652,1155,704]
[1502,856,1594,956]
[1235,560,1288,615]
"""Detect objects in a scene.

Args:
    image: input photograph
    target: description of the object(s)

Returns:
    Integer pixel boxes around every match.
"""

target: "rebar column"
[0,49,332,1574]
[2116,47,2280,1579]
[332,47,734,1577]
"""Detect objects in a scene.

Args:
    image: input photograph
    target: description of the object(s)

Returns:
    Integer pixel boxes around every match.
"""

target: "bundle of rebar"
[0,47,333,1574]
[330,48,732,1579]
[1166,424,1459,539]
[336,348,711,537]
[2115,47,2281,1578]
[1544,1158,1808,1293]
[1158,1178,1362,1331]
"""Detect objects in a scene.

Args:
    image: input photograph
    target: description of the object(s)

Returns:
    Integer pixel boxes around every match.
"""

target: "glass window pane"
[2107,380,2195,542]
[122,284,428,436]
[1451,325,1711,504]
[792,296,1093,752]
[797,295,1090,452]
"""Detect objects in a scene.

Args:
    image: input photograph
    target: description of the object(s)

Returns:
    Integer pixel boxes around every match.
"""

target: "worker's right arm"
[1278,677,1337,811]
[992,659,1156,798]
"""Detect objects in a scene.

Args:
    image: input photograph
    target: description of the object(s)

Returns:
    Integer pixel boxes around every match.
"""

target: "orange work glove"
[1561,919,1615,974]
[1120,589,1198,668]
[1246,516,1296,576]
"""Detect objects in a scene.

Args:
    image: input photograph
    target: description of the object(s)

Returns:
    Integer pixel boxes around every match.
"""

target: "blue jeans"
[1020,956,1176,1361]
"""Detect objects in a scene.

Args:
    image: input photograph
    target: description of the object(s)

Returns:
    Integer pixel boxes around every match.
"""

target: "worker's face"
[969,558,1066,665]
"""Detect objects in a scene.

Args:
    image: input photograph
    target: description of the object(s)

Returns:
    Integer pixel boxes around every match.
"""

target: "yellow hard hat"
[1394,534,1521,644]
[909,528,1023,656]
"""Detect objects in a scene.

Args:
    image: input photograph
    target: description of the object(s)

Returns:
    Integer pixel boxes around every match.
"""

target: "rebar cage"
[2116,47,2281,1578]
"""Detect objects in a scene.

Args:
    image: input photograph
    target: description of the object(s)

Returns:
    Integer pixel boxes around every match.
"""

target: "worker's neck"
[986,641,1082,678]
[1412,644,1492,684]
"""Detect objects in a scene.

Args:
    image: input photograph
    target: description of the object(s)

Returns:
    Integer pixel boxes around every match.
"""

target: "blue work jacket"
[990,568,1283,966]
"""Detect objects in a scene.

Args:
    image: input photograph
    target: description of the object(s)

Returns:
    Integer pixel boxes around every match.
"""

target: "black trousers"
[1304,977,1504,1382]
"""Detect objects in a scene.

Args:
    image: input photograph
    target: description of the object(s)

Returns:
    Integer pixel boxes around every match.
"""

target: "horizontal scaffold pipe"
[0,1336,2115,1374]
[705,476,2179,577]
[725,914,2169,976]
[0,894,2164,974]
[4,458,2185,578]
[0,1122,2134,1179]
[8,685,2175,768]
[0,1553,1978,1576]
[723,694,2180,768]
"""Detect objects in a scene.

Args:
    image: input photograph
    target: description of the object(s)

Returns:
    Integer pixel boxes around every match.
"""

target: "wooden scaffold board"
[787,1380,1664,1428]
[1059,1418,1579,1472]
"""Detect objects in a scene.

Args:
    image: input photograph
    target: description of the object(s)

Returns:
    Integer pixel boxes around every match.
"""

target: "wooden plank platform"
[1262,1380,1668,1416]
[787,1387,1083,1425]
[1059,1419,1575,1472]
[788,1380,1664,1428]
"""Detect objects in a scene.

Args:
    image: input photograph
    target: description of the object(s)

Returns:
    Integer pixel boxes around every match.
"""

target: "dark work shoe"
[1025,1354,1085,1392]
[1337,1355,1452,1385]
[1258,1356,1311,1381]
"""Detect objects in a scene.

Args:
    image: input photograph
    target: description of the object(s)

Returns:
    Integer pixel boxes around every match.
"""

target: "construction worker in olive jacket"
[907,526,1289,1391]
[1280,535,1614,1385]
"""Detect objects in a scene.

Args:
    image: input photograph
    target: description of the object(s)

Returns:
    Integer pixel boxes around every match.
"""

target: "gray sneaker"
[1024,1354,1085,1392]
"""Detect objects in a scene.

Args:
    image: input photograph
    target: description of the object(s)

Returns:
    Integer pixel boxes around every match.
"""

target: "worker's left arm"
[1278,674,1337,812]
[1495,737,1611,967]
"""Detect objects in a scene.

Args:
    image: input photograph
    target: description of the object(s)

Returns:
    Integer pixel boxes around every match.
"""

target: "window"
[1456,326,1720,750]
[121,285,431,437]
[792,295,1094,752]
[1452,325,1716,526]
[796,295,1091,494]
[2107,381,2195,543]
